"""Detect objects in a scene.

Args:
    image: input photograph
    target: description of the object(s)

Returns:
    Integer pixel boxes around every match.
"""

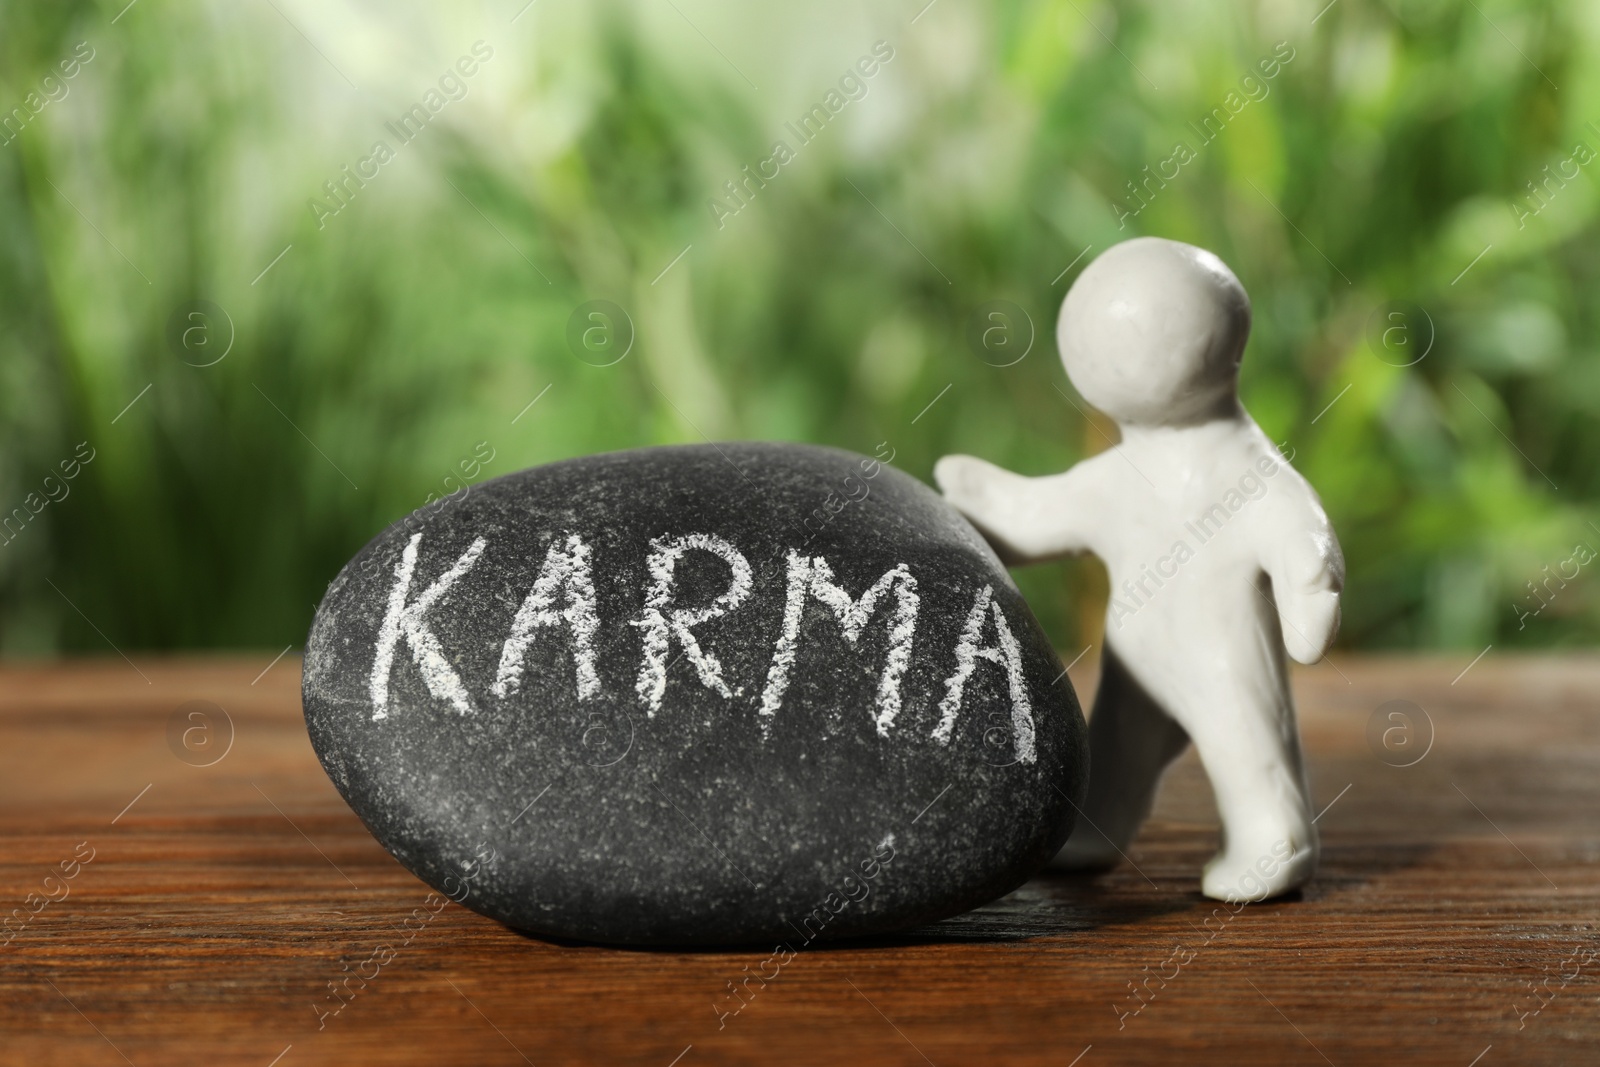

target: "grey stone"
[303,442,1087,946]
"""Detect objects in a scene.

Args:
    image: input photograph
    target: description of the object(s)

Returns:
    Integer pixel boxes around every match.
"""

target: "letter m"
[369,532,486,720]
[758,551,919,737]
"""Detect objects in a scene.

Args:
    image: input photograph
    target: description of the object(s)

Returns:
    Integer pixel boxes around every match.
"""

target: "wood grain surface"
[0,652,1596,1066]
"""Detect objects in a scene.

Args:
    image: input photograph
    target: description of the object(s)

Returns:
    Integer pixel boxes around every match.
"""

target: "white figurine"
[935,237,1343,902]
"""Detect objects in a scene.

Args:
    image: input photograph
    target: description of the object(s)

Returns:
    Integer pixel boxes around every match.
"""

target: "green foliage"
[0,0,1594,654]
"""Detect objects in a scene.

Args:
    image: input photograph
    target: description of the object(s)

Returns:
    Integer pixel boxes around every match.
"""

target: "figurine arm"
[1262,499,1344,665]
[933,454,1099,565]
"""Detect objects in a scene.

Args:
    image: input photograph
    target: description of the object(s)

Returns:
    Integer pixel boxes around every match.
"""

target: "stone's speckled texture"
[303,442,1087,946]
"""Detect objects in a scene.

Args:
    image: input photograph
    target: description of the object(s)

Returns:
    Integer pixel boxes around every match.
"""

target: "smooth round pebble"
[303,442,1087,946]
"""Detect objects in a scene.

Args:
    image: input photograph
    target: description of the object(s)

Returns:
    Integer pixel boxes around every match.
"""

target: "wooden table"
[1,653,1595,1066]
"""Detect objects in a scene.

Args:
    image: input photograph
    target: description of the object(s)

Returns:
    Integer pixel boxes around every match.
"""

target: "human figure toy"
[935,237,1343,901]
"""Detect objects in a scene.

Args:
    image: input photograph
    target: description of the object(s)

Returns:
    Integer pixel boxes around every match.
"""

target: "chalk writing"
[370,533,486,720]
[493,534,601,700]
[365,531,1038,762]
[633,533,754,716]
[759,552,919,736]
[933,584,1035,764]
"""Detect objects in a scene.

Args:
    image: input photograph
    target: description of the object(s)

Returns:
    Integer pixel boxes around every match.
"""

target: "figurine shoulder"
[1252,451,1343,585]
[1257,451,1331,528]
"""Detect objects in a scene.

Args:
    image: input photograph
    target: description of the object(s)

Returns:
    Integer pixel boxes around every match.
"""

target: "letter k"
[369,532,487,720]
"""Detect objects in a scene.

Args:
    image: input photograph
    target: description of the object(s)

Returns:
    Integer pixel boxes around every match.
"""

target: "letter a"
[931,585,1037,763]
[633,533,753,715]
[370,532,487,720]
[492,534,602,700]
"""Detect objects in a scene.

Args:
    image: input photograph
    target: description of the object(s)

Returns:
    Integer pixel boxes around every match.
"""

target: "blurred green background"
[0,0,1595,656]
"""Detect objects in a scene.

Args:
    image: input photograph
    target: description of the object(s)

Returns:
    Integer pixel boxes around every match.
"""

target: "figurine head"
[1056,237,1251,427]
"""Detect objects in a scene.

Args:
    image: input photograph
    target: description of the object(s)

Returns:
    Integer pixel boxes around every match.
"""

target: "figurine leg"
[1049,646,1190,870]
[1182,681,1318,902]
